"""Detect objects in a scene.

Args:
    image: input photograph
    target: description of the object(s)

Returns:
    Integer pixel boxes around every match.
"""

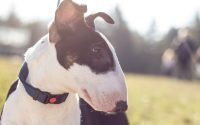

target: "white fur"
[1,32,127,125]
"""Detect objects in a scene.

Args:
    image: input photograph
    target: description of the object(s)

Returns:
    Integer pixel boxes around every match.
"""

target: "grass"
[126,75,200,125]
[1,57,200,125]
[0,57,21,110]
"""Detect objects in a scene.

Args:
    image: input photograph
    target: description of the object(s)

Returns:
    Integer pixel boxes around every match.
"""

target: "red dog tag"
[49,97,57,103]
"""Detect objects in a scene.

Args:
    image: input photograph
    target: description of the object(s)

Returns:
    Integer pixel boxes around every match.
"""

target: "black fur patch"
[79,98,129,125]
[55,20,114,74]
[0,80,18,121]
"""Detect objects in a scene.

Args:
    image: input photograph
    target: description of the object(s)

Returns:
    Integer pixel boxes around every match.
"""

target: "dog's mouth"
[79,88,112,112]
[79,88,127,113]
[81,88,92,104]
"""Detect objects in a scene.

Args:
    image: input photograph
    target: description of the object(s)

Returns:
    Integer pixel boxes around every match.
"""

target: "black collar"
[18,62,69,104]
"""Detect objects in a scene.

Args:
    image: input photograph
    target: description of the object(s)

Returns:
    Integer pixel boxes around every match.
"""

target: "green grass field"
[1,57,200,125]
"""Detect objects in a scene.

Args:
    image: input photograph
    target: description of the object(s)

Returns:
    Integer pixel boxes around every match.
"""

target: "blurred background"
[0,0,200,125]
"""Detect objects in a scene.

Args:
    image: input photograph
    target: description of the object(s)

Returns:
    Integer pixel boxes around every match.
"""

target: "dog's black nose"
[115,101,128,113]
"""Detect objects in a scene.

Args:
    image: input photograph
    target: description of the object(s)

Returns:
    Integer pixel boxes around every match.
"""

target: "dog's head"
[49,0,127,113]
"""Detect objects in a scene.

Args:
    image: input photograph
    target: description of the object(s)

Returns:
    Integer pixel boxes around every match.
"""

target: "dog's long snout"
[114,101,128,113]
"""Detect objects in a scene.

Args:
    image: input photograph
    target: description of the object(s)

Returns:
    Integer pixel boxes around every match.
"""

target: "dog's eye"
[91,46,101,53]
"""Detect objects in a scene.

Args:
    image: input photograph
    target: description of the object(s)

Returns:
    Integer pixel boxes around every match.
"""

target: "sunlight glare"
[0,0,200,33]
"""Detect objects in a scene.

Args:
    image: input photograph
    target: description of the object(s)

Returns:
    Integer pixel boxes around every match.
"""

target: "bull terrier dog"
[0,0,129,125]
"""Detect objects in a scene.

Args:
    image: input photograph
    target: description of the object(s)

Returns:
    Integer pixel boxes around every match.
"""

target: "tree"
[146,19,158,43]
[110,6,135,72]
[5,5,21,28]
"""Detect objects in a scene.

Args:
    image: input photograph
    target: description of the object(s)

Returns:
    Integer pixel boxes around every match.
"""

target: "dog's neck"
[7,81,81,125]
[24,35,75,94]
[17,35,80,125]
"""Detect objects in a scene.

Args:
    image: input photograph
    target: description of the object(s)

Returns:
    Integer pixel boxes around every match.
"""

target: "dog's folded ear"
[49,0,87,43]
[85,12,114,28]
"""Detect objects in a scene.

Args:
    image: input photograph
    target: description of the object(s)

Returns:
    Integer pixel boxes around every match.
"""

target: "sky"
[0,0,200,34]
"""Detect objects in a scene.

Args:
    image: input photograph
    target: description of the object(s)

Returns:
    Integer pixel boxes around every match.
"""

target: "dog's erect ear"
[48,21,61,43]
[85,12,114,28]
[49,0,87,43]
[55,0,87,28]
